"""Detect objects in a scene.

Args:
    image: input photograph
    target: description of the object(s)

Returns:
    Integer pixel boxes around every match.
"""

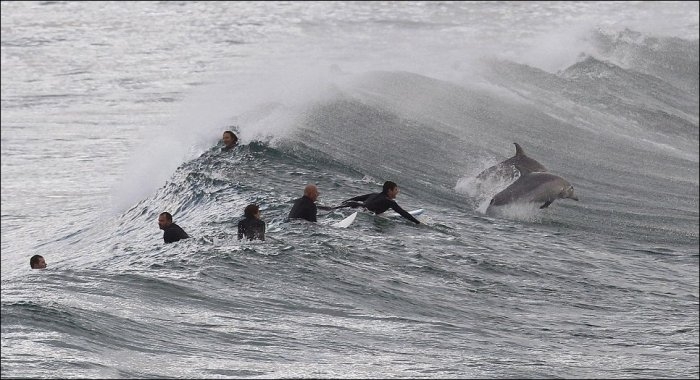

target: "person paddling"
[339,181,420,224]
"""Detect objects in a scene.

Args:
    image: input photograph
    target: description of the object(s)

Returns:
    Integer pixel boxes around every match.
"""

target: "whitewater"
[1,2,698,378]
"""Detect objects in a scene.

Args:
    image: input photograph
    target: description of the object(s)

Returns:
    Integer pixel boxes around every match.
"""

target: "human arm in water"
[259,221,266,241]
[389,201,420,224]
[237,220,245,240]
[332,193,373,209]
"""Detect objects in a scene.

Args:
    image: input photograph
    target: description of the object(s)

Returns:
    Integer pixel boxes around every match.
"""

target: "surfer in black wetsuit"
[221,130,238,151]
[288,184,333,222]
[158,212,190,244]
[340,181,420,224]
[238,204,266,241]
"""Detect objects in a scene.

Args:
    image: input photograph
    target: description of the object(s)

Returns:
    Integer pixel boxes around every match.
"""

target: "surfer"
[288,184,333,223]
[158,212,190,244]
[340,181,420,224]
[237,204,266,241]
[29,255,46,269]
[222,130,238,151]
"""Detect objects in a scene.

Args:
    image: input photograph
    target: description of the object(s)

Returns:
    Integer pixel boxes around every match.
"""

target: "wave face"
[1,2,698,378]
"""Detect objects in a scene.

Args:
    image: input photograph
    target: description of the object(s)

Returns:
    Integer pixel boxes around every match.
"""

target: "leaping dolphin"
[476,143,547,183]
[487,172,579,212]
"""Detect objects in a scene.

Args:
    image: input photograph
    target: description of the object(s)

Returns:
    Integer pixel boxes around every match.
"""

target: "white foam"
[486,202,543,222]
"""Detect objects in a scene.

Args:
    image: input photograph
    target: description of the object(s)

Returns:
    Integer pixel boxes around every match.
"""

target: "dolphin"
[476,143,548,183]
[487,172,579,211]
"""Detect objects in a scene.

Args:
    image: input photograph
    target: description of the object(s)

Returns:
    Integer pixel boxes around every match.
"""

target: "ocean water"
[1,1,698,378]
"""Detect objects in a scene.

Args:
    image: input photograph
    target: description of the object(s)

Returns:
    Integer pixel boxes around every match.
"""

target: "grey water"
[1,2,698,378]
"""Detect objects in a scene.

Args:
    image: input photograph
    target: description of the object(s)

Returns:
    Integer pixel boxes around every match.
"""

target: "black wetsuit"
[343,192,420,224]
[237,217,266,241]
[163,223,190,243]
[288,195,318,222]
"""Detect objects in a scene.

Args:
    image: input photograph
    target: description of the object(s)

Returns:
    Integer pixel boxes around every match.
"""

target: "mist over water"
[103,1,700,209]
[2,2,698,378]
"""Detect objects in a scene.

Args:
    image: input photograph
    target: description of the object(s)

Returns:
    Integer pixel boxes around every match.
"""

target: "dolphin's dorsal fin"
[513,142,524,157]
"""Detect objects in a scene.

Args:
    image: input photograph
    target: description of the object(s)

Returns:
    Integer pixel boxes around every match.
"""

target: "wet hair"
[30,255,44,269]
[244,204,259,218]
[159,212,173,222]
[223,130,238,144]
[382,181,397,193]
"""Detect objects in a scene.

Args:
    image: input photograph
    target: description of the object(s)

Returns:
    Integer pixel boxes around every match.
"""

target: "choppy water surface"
[1,2,698,378]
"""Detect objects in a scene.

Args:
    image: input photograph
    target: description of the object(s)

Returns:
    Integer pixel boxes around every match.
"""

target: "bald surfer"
[288,184,334,223]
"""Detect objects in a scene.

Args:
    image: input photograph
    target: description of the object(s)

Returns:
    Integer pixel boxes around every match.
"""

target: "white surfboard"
[332,212,357,228]
[385,209,424,219]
